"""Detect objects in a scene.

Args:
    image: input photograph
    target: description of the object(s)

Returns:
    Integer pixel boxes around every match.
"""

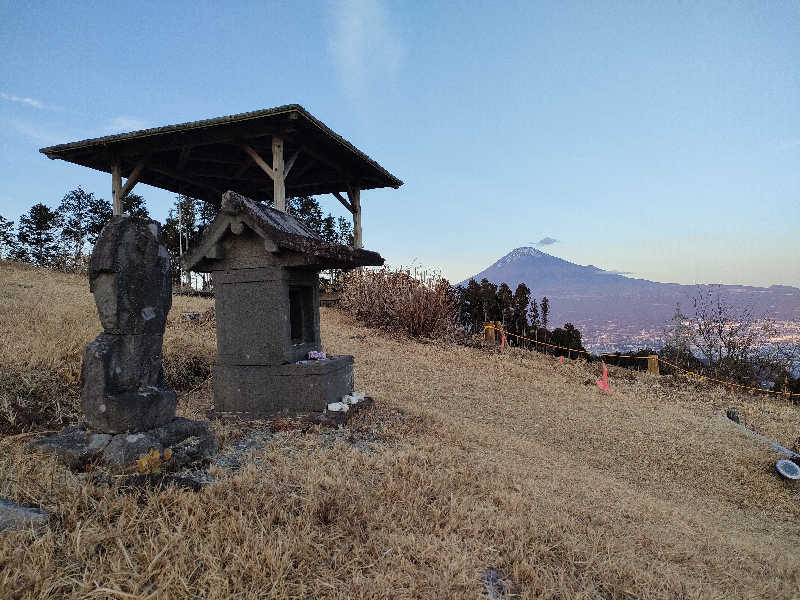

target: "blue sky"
[1,1,798,287]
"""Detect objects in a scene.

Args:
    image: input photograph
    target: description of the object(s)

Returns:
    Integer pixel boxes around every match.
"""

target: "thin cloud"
[102,116,152,134]
[0,92,60,111]
[534,237,559,246]
[0,117,65,145]
[328,0,405,99]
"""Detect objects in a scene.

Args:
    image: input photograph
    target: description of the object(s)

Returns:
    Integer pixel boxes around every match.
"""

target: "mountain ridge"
[460,247,800,350]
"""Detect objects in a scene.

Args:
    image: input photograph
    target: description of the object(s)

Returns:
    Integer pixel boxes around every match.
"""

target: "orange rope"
[483,324,798,399]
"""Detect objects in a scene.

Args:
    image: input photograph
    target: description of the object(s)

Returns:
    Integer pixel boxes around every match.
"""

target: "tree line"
[453,278,586,355]
[0,188,354,286]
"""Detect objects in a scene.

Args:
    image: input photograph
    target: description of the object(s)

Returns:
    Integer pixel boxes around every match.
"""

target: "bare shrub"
[340,266,458,339]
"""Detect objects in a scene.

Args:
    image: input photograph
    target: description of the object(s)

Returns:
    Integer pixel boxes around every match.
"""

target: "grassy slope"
[1,262,799,599]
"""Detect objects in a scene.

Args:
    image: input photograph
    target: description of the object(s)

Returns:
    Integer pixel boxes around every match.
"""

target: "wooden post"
[484,322,496,345]
[272,136,285,212]
[347,187,362,248]
[111,162,122,216]
[647,356,659,376]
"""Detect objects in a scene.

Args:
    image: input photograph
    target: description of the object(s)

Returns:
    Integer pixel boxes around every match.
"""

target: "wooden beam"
[300,144,346,176]
[148,165,223,196]
[287,158,313,182]
[284,149,300,178]
[272,136,285,212]
[112,162,122,216]
[234,156,252,178]
[331,191,353,213]
[118,159,146,200]
[177,145,192,170]
[240,144,275,180]
[348,187,362,248]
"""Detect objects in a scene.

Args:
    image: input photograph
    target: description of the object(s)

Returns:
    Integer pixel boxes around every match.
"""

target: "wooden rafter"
[149,165,223,196]
[284,149,300,178]
[177,145,192,169]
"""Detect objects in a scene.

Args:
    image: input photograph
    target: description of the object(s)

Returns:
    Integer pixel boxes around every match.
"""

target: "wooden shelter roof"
[39,104,403,206]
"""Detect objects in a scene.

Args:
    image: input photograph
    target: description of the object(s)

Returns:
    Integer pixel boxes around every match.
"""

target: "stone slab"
[27,425,112,469]
[0,499,48,533]
[213,355,354,418]
[29,418,217,474]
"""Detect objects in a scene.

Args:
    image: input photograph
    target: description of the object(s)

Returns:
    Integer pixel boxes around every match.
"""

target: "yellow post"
[647,356,659,376]
[484,322,496,345]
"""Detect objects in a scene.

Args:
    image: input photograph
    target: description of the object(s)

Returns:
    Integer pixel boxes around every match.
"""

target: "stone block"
[0,499,48,533]
[83,386,177,435]
[81,333,166,393]
[29,418,216,474]
[27,425,111,469]
[101,417,217,472]
[89,216,171,335]
[213,355,354,418]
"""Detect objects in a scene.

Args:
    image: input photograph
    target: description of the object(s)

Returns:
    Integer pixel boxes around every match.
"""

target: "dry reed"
[340,266,457,339]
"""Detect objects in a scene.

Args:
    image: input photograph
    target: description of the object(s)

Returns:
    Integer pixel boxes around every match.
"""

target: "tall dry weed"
[340,267,458,339]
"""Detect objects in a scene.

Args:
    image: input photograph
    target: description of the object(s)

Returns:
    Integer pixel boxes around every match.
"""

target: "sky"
[1,1,798,288]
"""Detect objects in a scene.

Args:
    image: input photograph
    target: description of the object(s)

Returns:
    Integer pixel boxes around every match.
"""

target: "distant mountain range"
[461,247,800,351]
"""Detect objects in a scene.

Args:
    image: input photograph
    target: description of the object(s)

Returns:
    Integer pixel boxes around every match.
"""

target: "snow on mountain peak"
[494,247,547,266]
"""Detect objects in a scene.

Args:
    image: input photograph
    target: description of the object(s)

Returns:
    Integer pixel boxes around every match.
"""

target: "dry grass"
[1,262,800,599]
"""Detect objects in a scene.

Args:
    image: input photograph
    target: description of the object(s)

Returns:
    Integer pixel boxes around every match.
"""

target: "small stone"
[0,498,49,532]
[726,408,741,424]
[181,312,201,321]
[103,431,161,469]
[28,425,111,469]
[101,418,217,473]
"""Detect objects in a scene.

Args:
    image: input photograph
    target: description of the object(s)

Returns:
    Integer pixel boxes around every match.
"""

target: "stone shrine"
[182,190,383,418]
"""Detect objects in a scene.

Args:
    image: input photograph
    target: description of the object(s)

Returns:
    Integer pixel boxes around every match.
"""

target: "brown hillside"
[1,261,799,599]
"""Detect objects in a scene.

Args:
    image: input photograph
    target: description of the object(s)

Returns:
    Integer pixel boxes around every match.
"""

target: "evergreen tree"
[497,283,513,328]
[86,195,112,245]
[320,215,338,244]
[123,193,150,219]
[479,279,500,321]
[511,283,531,336]
[335,216,354,245]
[17,203,63,267]
[541,296,550,330]
[58,187,94,262]
[528,298,540,334]
[0,215,16,259]
[288,195,324,233]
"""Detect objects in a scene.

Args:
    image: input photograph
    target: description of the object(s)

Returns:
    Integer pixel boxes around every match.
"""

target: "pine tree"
[497,283,513,328]
[0,215,16,259]
[123,193,150,219]
[58,187,94,262]
[86,195,112,245]
[335,216,354,245]
[528,298,540,332]
[479,279,500,322]
[511,283,531,336]
[541,296,550,330]
[17,203,63,267]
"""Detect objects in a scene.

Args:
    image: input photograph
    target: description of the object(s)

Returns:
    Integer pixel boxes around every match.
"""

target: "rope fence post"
[647,355,659,376]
